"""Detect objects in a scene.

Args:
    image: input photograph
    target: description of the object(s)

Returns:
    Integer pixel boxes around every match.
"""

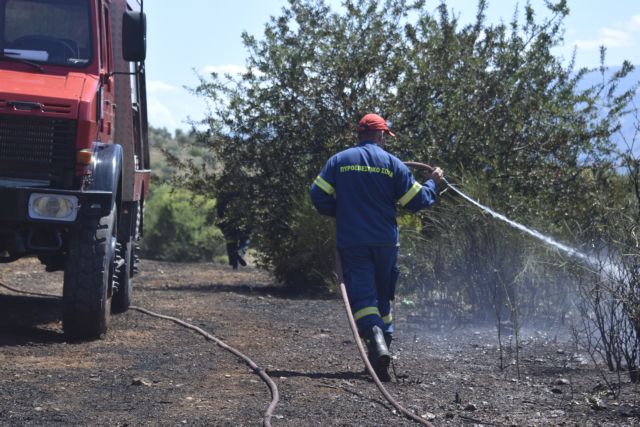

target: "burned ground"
[0,258,638,426]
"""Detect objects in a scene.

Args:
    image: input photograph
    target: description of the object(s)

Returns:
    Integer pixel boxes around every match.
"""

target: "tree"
[572,103,640,384]
[190,0,412,288]
[179,0,634,297]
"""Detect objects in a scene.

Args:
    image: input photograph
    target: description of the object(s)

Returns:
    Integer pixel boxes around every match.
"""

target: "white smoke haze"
[398,179,637,384]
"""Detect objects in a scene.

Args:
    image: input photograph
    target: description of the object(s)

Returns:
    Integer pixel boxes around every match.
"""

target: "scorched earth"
[0,258,638,426]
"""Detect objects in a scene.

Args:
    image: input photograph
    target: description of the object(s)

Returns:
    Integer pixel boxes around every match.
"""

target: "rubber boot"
[364,326,391,382]
[384,333,392,350]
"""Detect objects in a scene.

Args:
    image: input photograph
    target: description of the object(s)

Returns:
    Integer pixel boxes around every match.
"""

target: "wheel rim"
[107,233,117,298]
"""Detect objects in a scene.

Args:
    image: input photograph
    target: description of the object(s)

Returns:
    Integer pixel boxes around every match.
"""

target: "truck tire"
[111,239,132,313]
[112,201,140,313]
[63,206,116,340]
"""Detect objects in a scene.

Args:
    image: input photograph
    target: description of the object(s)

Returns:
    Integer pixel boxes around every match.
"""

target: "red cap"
[357,113,396,137]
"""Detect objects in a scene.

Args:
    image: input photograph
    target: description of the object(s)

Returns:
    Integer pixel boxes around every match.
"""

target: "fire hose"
[0,281,279,427]
[129,306,280,427]
[2,161,442,426]
[333,161,448,426]
[404,161,451,188]
[403,161,435,172]
[336,253,434,427]
[0,272,434,426]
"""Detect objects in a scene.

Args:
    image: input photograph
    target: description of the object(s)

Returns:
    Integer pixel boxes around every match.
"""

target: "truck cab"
[0,0,150,339]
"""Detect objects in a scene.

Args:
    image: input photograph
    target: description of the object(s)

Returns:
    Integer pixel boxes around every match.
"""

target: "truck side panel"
[111,0,150,203]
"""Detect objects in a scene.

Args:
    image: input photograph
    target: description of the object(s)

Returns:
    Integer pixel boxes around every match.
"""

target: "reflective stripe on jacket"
[309,141,438,247]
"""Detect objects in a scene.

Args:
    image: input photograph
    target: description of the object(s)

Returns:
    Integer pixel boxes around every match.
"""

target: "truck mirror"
[122,11,146,62]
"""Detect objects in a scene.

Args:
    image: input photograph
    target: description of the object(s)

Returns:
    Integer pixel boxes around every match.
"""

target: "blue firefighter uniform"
[309,140,439,336]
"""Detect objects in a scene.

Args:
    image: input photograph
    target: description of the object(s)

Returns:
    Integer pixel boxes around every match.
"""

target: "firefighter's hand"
[430,167,444,184]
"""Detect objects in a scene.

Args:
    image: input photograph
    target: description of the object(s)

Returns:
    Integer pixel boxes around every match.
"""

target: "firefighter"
[309,113,443,381]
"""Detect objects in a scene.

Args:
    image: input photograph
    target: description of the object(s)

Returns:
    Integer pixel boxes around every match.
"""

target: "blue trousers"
[338,246,399,335]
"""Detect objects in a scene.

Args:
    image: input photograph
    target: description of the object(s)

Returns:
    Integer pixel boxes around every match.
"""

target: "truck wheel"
[63,206,116,340]
[112,201,139,313]
[111,239,133,313]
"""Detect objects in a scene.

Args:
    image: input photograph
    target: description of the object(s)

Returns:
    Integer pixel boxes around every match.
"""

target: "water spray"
[405,161,593,264]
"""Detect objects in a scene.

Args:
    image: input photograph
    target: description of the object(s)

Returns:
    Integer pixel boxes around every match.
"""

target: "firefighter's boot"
[384,332,392,350]
[364,326,391,382]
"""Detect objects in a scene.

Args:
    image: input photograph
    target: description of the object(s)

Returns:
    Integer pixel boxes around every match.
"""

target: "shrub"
[140,184,226,262]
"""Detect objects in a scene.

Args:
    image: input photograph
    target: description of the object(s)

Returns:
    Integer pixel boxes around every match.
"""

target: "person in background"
[216,188,250,271]
[309,113,443,381]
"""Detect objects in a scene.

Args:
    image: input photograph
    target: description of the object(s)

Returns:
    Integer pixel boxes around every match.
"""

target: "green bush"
[183,0,633,292]
[259,196,336,291]
[140,184,226,262]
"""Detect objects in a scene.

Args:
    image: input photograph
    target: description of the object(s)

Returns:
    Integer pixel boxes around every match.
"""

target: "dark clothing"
[338,245,399,333]
[221,227,249,270]
[216,191,249,269]
[310,140,439,333]
[310,141,438,247]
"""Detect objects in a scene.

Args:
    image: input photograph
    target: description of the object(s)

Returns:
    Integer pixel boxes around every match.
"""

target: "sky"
[144,0,640,132]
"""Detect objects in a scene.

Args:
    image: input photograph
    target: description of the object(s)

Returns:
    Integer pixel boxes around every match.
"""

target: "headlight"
[28,194,79,221]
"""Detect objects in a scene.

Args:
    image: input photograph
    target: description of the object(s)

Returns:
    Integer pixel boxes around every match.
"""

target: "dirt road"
[0,258,638,426]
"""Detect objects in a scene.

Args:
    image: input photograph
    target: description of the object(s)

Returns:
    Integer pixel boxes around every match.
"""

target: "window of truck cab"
[1,0,92,68]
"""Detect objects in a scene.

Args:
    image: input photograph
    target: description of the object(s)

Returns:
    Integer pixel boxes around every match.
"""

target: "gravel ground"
[0,257,639,426]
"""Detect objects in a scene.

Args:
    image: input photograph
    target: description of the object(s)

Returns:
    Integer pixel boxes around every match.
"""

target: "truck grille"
[0,114,77,188]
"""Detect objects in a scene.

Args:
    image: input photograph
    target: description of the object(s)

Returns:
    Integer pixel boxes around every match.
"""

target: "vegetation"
[149,126,212,183]
[139,183,226,263]
[140,128,226,263]
[159,0,638,382]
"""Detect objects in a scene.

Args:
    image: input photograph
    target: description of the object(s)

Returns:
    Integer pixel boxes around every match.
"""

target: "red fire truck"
[0,0,150,339]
